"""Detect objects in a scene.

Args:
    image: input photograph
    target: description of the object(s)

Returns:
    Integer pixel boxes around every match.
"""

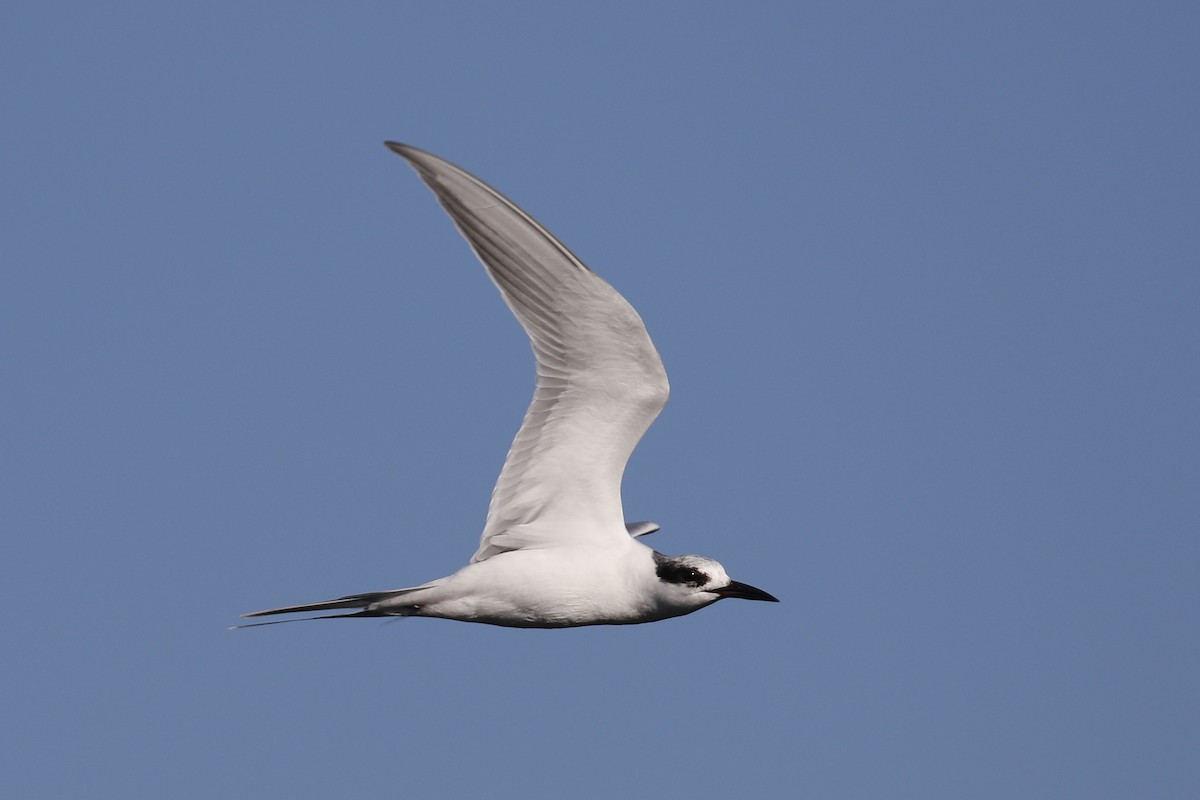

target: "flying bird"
[237,143,777,629]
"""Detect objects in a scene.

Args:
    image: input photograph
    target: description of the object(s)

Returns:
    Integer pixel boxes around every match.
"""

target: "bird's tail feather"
[229,610,386,629]
[233,586,428,629]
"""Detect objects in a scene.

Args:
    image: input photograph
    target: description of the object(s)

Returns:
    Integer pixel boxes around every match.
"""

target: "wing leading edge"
[387,143,669,562]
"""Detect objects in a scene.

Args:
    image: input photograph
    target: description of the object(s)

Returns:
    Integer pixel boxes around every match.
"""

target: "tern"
[237,143,778,630]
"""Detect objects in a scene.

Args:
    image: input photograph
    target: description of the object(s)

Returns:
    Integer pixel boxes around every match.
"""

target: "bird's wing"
[625,521,661,538]
[388,143,669,563]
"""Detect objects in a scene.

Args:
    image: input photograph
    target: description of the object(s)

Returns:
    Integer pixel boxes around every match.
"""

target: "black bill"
[714,580,779,602]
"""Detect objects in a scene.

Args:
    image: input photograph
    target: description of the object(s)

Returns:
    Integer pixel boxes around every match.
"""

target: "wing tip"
[384,139,411,156]
[385,140,437,167]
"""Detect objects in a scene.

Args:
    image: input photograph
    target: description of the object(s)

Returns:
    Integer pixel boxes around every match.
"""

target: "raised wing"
[388,143,669,562]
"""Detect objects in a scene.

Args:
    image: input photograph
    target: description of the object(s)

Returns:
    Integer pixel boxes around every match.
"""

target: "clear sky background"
[3,2,1197,798]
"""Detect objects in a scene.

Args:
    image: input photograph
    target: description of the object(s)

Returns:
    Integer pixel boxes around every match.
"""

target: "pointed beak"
[713,580,779,602]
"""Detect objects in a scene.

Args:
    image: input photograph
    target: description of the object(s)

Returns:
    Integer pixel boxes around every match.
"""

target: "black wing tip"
[385,141,432,163]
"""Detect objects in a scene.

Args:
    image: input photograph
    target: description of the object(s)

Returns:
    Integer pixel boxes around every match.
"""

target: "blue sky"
[3,2,1197,797]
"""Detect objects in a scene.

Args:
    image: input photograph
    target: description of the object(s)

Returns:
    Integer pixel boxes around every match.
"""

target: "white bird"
[237,143,777,630]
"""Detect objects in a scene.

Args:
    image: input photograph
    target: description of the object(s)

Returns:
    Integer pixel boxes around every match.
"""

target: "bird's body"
[238,143,777,630]
[368,545,690,629]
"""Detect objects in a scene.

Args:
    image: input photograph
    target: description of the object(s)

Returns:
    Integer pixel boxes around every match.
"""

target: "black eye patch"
[652,552,709,588]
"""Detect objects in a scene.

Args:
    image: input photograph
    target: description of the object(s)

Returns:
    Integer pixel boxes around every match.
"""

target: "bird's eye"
[652,553,711,588]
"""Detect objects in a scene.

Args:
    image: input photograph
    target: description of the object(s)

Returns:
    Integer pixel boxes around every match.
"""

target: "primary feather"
[387,144,669,563]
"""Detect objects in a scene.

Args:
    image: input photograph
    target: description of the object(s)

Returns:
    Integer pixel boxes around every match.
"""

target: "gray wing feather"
[625,521,661,538]
[388,144,669,562]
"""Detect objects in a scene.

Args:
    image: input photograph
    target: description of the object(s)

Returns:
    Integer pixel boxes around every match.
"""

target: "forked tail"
[231,587,425,629]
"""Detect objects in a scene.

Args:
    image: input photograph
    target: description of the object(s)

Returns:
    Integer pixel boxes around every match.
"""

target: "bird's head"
[650,552,778,611]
